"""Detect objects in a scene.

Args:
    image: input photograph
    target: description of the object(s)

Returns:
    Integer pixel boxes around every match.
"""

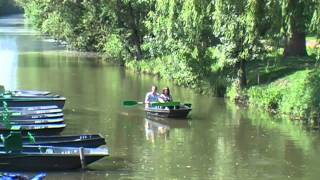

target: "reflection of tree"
[246,108,315,154]
[0,36,18,89]
[240,107,316,178]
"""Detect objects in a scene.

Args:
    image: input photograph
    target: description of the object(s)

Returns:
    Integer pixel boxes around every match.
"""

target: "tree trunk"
[284,31,307,57]
[234,59,247,103]
[135,43,143,60]
[237,59,247,90]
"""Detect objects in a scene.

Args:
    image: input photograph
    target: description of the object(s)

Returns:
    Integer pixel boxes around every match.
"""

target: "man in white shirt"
[144,85,160,108]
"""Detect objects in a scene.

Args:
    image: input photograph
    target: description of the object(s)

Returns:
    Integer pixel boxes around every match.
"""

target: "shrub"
[247,69,320,119]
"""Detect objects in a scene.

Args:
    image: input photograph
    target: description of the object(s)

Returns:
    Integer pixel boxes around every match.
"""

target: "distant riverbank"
[15,1,320,122]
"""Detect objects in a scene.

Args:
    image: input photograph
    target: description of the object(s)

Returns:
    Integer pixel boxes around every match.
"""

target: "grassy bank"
[127,48,320,122]
[16,0,320,121]
[225,52,320,122]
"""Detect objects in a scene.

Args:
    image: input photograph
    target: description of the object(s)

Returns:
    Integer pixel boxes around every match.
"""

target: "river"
[1,14,320,180]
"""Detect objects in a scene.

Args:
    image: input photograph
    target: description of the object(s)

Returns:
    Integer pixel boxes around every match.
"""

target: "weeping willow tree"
[309,0,320,60]
[213,0,265,91]
[101,0,154,60]
[144,0,216,86]
[280,0,316,57]
[16,0,88,49]
[16,0,153,59]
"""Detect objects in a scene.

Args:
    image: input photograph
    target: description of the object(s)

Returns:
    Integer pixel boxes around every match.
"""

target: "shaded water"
[1,14,320,179]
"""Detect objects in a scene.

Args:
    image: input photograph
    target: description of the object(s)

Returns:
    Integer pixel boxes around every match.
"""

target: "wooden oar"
[123,100,180,107]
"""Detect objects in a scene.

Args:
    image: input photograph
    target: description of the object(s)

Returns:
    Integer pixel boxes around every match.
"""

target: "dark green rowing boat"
[0,145,109,171]
[0,123,66,135]
[0,134,105,148]
[0,96,66,109]
[145,104,192,119]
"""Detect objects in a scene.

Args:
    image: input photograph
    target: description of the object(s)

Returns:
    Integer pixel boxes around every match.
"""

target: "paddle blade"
[123,101,143,107]
[151,101,180,107]
[123,101,138,106]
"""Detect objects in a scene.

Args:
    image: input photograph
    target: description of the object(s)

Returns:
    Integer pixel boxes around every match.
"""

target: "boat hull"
[0,146,108,171]
[0,97,66,109]
[0,108,62,116]
[0,112,64,120]
[0,155,104,171]
[0,123,66,135]
[19,134,106,148]
[145,105,192,119]
[8,118,64,125]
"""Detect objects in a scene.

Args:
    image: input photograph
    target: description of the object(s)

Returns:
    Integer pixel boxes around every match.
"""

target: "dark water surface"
[1,14,320,180]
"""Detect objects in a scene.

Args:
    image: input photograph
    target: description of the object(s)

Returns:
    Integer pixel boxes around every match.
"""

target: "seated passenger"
[159,87,173,102]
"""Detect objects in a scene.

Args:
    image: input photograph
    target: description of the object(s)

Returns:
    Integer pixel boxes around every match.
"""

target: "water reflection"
[144,118,191,143]
[0,36,18,89]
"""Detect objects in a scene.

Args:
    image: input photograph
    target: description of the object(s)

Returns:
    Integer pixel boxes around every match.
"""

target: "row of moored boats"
[0,89,109,171]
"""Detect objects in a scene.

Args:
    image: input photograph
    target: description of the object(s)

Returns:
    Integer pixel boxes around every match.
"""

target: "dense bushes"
[16,0,320,119]
[247,69,320,120]
[127,56,198,87]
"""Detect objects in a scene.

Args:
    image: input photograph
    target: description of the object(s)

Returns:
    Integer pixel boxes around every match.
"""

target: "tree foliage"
[16,0,320,94]
[213,0,266,89]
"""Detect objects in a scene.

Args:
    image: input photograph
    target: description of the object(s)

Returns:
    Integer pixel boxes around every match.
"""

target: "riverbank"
[126,50,320,122]
[15,0,320,121]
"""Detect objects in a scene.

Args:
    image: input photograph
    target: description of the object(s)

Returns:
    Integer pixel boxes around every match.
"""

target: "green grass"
[246,56,317,87]
[306,36,318,41]
[246,68,320,121]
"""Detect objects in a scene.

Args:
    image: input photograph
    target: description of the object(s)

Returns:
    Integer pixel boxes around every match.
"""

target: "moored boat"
[0,145,109,171]
[2,89,60,98]
[0,134,105,148]
[7,117,64,125]
[0,105,59,111]
[0,96,66,109]
[0,108,63,116]
[0,112,64,120]
[0,123,66,135]
[7,90,51,96]
[145,104,192,119]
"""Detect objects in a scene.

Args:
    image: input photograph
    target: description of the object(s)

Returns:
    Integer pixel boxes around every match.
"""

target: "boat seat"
[4,131,23,152]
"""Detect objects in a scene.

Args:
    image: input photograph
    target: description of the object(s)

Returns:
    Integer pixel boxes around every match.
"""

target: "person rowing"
[144,85,160,108]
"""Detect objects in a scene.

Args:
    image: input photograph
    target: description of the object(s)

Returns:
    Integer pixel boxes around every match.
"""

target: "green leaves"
[247,69,320,119]
[2,102,11,129]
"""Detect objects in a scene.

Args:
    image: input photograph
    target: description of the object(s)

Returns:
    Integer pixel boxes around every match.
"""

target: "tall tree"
[145,0,216,84]
[213,0,265,90]
[281,0,308,56]
[310,0,320,59]
[100,0,153,60]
